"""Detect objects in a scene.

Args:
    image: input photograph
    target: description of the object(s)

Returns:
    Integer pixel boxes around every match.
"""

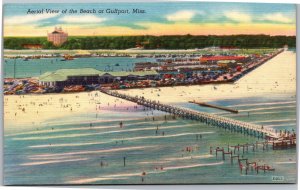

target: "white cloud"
[4,14,59,25]
[224,11,252,23]
[166,10,204,22]
[59,15,106,23]
[260,13,293,23]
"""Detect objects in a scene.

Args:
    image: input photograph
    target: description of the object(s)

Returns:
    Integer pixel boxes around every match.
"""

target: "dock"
[100,89,280,140]
[189,101,238,114]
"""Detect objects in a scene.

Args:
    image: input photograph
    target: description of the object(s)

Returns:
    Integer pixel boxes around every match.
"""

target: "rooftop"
[39,68,158,82]
[50,27,67,34]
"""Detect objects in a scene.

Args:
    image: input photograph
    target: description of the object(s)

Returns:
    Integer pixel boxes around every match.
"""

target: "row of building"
[39,68,159,87]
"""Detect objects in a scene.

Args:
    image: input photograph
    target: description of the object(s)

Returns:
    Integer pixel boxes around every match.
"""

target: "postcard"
[3,1,297,185]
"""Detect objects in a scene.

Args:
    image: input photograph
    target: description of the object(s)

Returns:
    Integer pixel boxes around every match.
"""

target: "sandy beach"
[4,91,136,130]
[4,51,296,130]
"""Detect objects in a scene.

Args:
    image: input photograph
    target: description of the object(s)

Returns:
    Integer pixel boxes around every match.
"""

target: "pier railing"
[100,89,280,140]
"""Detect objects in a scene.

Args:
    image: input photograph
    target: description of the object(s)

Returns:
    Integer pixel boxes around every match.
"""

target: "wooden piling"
[222,151,225,160]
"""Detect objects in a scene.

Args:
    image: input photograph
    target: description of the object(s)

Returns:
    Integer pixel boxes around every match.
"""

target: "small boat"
[115,63,120,66]
[23,57,29,61]
[61,54,74,61]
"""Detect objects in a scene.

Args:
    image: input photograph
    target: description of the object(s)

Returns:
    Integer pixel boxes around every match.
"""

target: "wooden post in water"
[222,150,225,160]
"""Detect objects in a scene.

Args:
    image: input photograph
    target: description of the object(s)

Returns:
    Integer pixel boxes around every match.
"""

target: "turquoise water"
[4,57,155,78]
[4,94,296,185]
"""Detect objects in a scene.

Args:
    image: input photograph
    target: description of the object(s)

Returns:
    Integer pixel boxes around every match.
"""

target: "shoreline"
[4,51,296,130]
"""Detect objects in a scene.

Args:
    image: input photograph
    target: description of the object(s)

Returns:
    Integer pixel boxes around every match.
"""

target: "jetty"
[100,89,279,139]
[188,101,238,114]
[210,137,296,176]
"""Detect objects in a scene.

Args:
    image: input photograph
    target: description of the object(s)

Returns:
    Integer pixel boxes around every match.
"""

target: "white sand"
[4,51,296,130]
[4,91,136,131]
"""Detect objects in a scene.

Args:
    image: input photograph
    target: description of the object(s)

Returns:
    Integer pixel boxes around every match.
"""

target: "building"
[47,27,68,46]
[39,68,159,87]
[22,44,43,49]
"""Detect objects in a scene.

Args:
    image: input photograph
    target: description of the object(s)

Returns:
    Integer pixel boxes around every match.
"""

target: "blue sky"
[3,2,296,36]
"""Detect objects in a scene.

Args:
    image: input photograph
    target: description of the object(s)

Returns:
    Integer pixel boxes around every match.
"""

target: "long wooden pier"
[100,89,279,140]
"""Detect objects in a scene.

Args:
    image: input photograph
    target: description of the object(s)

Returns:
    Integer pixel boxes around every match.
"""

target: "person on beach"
[239,163,243,173]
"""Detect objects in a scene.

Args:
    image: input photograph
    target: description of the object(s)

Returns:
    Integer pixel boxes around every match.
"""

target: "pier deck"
[100,89,279,139]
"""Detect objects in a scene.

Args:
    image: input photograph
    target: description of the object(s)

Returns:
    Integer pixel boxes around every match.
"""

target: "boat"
[115,63,120,66]
[61,54,74,61]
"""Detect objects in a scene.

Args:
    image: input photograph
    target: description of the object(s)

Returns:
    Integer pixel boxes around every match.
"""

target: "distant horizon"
[4,2,296,36]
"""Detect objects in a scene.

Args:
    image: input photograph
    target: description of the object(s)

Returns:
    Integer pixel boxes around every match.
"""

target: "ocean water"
[4,57,155,78]
[4,93,297,185]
